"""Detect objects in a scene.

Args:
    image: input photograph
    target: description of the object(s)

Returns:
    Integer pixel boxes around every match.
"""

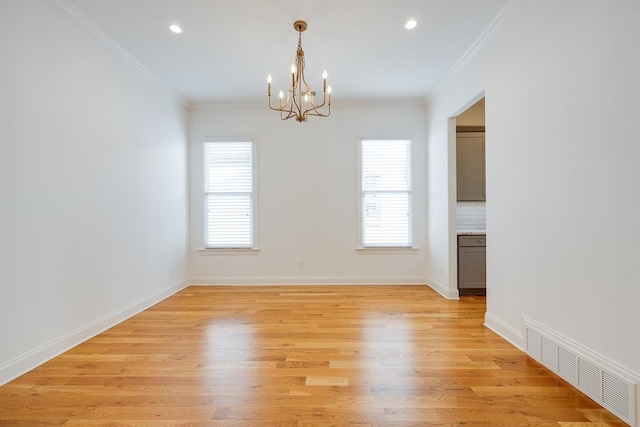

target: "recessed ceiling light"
[405,19,417,30]
[169,24,182,34]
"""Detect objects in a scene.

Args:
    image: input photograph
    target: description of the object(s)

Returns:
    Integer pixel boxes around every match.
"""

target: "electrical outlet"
[298,261,304,269]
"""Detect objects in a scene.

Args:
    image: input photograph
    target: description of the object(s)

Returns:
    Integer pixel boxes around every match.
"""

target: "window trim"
[198,248,260,256]
[357,137,415,251]
[202,138,258,252]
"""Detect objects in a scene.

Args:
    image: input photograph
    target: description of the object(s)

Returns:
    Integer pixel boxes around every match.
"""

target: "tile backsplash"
[457,201,486,231]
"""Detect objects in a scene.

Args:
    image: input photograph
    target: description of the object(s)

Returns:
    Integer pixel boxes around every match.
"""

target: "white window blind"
[361,139,412,247]
[204,141,254,248]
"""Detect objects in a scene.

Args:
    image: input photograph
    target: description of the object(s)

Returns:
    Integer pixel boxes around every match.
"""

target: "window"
[360,139,412,247]
[204,141,254,248]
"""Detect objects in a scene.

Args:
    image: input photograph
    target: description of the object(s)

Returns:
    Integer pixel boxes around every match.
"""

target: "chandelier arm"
[267,86,277,110]
[280,112,295,120]
[307,91,327,109]
[296,76,304,118]
[305,108,330,118]
[305,102,322,113]
[284,90,292,109]
[276,93,293,117]
[301,73,312,92]
[291,90,303,119]
[307,111,330,117]
[307,95,331,116]
[281,108,295,120]
[268,96,283,112]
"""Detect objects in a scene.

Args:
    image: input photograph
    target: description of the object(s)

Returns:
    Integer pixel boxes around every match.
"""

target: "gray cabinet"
[456,132,485,201]
[458,235,486,295]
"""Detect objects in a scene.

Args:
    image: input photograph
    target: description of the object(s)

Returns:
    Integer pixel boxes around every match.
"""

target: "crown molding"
[188,101,264,111]
[331,99,427,110]
[450,0,528,76]
[41,0,186,106]
[188,98,427,112]
[423,0,527,104]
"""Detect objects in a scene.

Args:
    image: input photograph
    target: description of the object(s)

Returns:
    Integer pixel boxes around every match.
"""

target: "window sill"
[355,247,419,255]
[198,248,261,256]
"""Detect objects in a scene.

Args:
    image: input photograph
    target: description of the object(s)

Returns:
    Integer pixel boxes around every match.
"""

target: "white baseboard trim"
[0,278,189,387]
[484,312,524,350]
[189,276,428,286]
[424,277,459,300]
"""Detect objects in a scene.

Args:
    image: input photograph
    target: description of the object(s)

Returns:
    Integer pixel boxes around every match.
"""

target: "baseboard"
[189,276,458,299]
[424,277,459,300]
[189,276,428,285]
[0,278,189,387]
[484,312,525,350]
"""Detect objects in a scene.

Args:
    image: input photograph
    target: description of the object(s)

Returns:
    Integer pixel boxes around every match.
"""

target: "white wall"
[0,0,188,384]
[425,0,640,376]
[189,103,429,286]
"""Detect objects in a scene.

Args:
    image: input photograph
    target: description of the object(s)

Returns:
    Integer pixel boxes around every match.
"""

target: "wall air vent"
[523,317,638,426]
[558,346,577,384]
[541,336,558,371]
[603,371,632,421]
[526,328,541,359]
[578,358,601,401]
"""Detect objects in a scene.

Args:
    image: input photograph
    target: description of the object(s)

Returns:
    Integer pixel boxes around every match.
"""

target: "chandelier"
[267,21,332,122]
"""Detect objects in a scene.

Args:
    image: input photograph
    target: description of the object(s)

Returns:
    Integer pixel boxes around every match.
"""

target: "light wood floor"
[0,285,626,426]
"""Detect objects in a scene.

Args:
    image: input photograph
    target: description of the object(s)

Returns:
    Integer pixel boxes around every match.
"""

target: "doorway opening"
[454,98,486,296]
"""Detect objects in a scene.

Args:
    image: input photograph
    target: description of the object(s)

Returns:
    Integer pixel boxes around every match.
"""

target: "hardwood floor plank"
[0,285,626,426]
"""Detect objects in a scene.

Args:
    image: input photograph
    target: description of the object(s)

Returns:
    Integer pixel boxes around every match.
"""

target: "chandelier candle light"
[267,20,331,122]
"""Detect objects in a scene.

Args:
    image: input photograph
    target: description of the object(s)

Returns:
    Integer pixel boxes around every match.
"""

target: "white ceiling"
[65,0,510,104]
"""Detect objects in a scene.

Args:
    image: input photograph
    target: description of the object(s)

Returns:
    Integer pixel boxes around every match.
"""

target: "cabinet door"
[458,246,486,289]
[456,133,485,201]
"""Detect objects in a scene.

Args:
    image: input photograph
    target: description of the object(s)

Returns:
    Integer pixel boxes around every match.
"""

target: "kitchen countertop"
[457,230,486,235]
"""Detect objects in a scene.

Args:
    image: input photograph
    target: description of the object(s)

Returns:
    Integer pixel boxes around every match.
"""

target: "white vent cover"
[524,319,637,426]
[603,371,632,421]
[526,328,541,360]
[578,358,601,401]
[558,346,577,384]
[541,336,558,371]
